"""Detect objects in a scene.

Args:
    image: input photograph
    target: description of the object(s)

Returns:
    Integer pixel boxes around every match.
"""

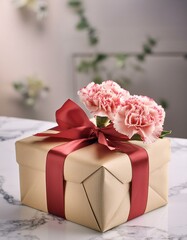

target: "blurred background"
[0,0,187,138]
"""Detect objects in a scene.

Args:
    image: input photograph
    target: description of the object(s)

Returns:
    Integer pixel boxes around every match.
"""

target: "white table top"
[0,116,187,240]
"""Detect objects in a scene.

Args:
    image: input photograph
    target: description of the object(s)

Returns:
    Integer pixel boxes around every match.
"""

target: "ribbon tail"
[111,141,149,220]
[46,138,95,218]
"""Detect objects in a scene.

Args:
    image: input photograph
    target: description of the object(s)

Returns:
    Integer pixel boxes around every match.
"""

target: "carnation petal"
[113,95,165,143]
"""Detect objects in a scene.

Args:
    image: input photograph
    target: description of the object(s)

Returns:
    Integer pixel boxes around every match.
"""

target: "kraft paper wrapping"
[16,135,170,232]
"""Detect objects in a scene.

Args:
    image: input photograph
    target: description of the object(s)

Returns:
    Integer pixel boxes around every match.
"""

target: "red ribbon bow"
[36,99,149,221]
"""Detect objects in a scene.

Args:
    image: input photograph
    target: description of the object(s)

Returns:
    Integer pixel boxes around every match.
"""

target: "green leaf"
[93,75,102,84]
[89,36,98,45]
[160,130,172,138]
[115,54,128,68]
[115,54,128,60]
[131,130,172,141]
[94,53,108,64]
[88,28,99,45]
[13,82,25,92]
[68,0,82,8]
[148,37,157,47]
[76,17,89,30]
[13,82,22,89]
[143,44,152,54]
[77,60,92,73]
[137,54,145,62]
[159,99,169,109]
[77,55,106,73]
[96,116,110,128]
[131,134,142,141]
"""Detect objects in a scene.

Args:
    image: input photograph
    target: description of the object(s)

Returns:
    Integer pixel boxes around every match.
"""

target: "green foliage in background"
[68,0,98,45]
[68,0,168,108]
[68,0,156,86]
[76,37,157,87]
[13,76,49,107]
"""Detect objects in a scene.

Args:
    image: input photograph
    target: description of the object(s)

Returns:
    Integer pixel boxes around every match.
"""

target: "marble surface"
[0,116,187,240]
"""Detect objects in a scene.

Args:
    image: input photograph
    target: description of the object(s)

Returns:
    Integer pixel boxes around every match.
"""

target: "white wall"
[0,0,187,137]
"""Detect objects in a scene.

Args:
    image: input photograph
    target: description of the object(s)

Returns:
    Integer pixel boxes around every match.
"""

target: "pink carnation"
[78,80,130,120]
[77,82,101,113]
[114,95,165,143]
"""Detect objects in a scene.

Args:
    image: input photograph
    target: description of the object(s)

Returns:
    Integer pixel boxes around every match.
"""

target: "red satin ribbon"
[36,99,149,221]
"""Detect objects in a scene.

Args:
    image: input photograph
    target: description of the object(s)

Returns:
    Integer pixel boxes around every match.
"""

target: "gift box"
[15,100,170,232]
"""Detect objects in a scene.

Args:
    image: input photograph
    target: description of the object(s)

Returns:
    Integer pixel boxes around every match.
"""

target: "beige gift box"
[16,135,170,232]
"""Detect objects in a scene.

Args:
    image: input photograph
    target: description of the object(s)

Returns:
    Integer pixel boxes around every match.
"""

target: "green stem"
[96,116,109,128]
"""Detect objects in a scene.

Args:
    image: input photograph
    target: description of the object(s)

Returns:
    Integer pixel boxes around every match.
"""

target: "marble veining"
[169,181,187,197]
[0,117,55,142]
[0,175,20,205]
[88,225,187,240]
[0,116,187,240]
[0,218,45,238]
[0,212,64,239]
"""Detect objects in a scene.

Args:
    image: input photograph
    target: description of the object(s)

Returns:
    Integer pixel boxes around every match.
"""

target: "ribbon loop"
[56,99,95,130]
